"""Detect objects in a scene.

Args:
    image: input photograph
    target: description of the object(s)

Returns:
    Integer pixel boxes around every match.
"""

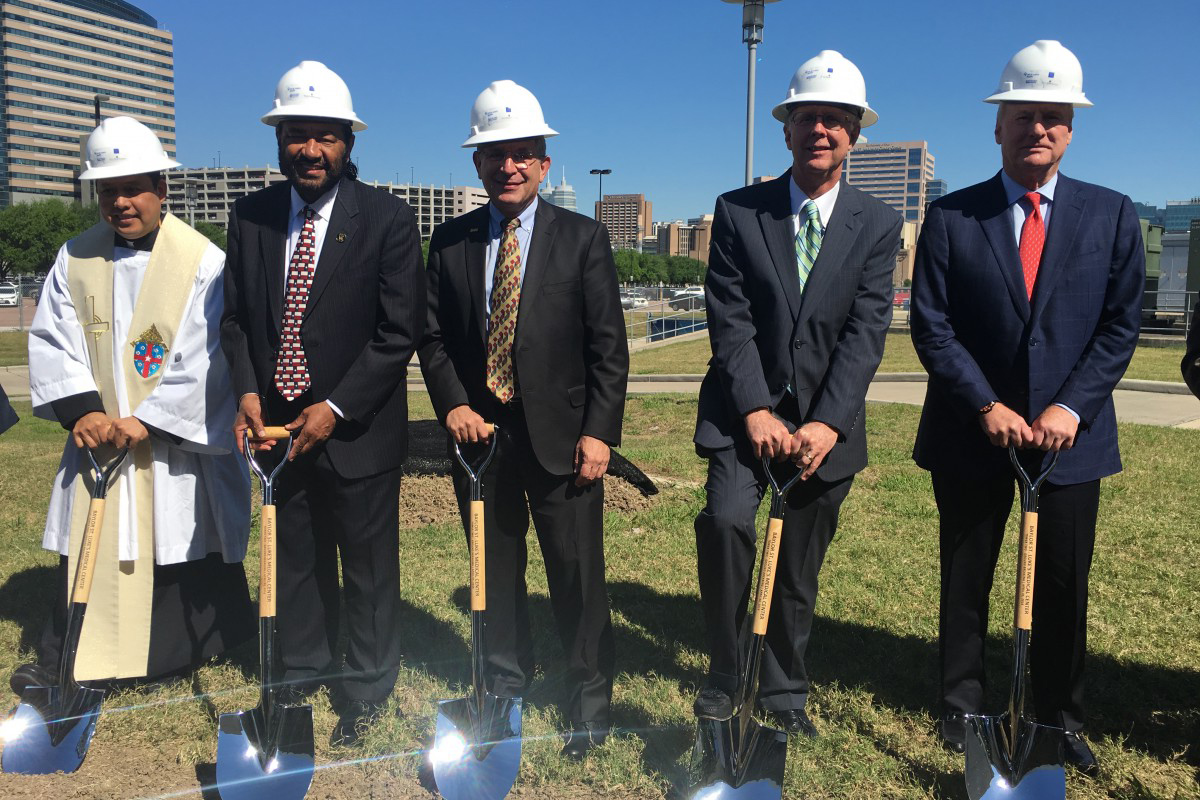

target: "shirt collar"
[290,182,340,222]
[1000,170,1057,206]
[789,174,840,229]
[113,223,160,252]
[488,196,538,234]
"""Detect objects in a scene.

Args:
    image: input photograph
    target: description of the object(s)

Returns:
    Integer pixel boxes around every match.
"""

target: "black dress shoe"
[939,715,967,754]
[1063,731,1098,776]
[693,688,734,721]
[561,722,607,761]
[9,663,54,696]
[332,699,386,747]
[768,708,818,738]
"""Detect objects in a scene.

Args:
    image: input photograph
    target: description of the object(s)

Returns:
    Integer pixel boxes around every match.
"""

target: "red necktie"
[1019,191,1044,299]
[274,207,317,399]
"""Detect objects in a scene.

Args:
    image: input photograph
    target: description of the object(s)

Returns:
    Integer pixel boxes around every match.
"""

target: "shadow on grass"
[0,564,55,654]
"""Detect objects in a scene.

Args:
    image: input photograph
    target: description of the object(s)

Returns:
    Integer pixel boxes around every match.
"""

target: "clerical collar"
[113,226,159,252]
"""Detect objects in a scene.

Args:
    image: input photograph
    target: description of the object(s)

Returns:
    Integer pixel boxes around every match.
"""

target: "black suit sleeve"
[220,202,260,399]
[1184,307,1200,399]
[809,210,901,436]
[579,222,628,446]
[326,200,425,423]
[417,227,471,424]
[704,194,774,417]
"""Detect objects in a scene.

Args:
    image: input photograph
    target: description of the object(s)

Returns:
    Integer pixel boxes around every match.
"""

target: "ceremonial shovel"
[431,424,523,800]
[216,427,314,800]
[963,446,1065,800]
[1,447,127,774]
[687,457,803,800]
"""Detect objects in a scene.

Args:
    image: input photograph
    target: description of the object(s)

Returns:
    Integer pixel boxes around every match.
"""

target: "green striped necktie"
[795,199,823,292]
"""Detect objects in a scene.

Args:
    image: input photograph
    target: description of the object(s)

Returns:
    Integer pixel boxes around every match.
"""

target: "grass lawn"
[0,331,27,367]
[0,394,1195,797]
[630,330,1190,383]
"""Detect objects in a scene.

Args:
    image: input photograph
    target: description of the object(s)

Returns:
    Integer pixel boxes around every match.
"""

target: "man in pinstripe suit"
[220,61,425,746]
[692,51,901,736]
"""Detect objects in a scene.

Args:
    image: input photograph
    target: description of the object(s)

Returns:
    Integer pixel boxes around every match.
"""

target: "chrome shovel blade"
[1,682,104,774]
[687,716,787,800]
[216,705,314,800]
[965,714,1065,800]
[430,693,522,800]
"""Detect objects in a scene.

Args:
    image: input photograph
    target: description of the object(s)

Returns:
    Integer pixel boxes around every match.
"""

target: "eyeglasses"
[478,148,544,168]
[788,111,856,131]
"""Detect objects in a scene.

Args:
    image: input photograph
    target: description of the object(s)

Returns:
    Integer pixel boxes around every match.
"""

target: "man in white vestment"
[13,116,254,694]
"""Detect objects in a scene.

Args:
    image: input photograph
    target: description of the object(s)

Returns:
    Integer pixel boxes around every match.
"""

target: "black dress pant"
[695,439,852,712]
[450,402,614,726]
[933,467,1099,733]
[266,391,404,704]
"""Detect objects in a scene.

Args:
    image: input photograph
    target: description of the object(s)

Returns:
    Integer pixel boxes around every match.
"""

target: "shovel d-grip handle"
[253,426,291,440]
[1008,446,1058,633]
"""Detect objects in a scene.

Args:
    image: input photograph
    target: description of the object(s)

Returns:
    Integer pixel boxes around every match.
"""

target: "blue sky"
[138,0,1198,221]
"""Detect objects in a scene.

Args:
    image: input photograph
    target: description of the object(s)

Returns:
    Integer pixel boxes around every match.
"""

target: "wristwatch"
[978,401,997,415]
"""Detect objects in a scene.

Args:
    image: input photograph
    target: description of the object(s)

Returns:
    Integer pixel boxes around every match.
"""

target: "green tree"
[0,200,95,280]
[192,220,227,250]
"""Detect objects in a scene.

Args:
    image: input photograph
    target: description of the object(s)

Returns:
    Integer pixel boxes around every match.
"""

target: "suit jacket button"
[793,339,802,349]
[1030,338,1039,347]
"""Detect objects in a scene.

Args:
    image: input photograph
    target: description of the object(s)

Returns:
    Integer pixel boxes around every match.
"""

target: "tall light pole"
[92,93,109,127]
[590,168,611,223]
[721,0,780,186]
[184,178,199,227]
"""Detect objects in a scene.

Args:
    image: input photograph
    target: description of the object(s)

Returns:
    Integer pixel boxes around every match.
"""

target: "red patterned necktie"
[274,206,317,399]
[1019,191,1045,299]
[486,218,521,403]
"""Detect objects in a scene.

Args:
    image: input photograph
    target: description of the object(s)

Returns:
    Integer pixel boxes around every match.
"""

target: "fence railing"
[0,275,43,331]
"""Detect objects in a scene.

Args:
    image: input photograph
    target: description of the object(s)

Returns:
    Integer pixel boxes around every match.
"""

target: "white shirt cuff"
[1053,402,1080,423]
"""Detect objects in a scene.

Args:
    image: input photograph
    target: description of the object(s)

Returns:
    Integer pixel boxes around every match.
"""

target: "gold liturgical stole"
[64,213,209,679]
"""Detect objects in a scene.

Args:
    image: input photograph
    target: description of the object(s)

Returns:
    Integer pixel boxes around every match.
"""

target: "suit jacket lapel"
[514,200,556,347]
[978,172,1030,323]
[796,185,862,330]
[1030,175,1085,321]
[465,206,489,342]
[261,186,289,335]
[303,178,359,319]
[759,174,803,319]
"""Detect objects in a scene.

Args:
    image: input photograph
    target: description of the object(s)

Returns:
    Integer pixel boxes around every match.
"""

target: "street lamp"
[721,0,780,186]
[184,178,199,227]
[92,93,109,127]
[590,168,611,223]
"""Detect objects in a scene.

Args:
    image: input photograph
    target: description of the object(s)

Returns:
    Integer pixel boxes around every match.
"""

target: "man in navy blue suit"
[911,41,1143,775]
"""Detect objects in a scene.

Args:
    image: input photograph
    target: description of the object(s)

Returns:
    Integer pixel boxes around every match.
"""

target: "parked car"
[620,291,649,310]
[668,289,705,311]
[0,284,19,307]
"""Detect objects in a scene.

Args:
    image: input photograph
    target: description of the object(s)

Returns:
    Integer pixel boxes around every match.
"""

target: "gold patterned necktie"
[795,199,823,293]
[486,218,521,403]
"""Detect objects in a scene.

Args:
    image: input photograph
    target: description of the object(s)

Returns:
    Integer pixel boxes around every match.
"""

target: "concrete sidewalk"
[6,364,1199,429]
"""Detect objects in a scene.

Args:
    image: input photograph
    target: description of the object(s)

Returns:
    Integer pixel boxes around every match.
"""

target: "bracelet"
[978,401,997,415]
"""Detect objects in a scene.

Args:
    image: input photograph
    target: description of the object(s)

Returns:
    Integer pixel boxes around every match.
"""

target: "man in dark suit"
[418,80,628,761]
[1183,308,1200,398]
[910,41,1143,774]
[220,61,425,745]
[692,51,901,737]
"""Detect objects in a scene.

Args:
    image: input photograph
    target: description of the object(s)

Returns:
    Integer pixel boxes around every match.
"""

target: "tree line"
[612,250,706,285]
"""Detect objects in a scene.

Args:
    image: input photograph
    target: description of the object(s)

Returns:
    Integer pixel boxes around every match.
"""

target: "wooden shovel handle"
[1014,510,1037,631]
[259,504,276,617]
[469,500,485,611]
[752,516,784,635]
[71,498,106,604]
[250,426,291,441]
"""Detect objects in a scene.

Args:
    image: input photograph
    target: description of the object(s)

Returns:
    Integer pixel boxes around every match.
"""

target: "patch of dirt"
[399,474,657,530]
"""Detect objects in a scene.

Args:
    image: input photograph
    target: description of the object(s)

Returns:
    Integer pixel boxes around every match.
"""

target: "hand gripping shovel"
[963,446,1065,800]
[431,424,523,800]
[687,457,804,800]
[1,447,127,774]
[216,427,314,800]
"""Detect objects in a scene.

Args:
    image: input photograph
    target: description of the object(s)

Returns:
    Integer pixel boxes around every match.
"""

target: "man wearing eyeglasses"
[419,80,628,760]
[692,51,901,736]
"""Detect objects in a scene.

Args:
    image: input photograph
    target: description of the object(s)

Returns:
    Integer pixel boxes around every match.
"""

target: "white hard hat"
[771,50,878,128]
[984,40,1092,107]
[461,80,558,148]
[78,116,181,181]
[261,60,367,131]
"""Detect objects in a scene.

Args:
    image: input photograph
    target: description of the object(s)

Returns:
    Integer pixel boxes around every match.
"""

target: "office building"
[655,214,713,265]
[539,169,576,211]
[925,179,948,206]
[1164,198,1200,233]
[0,0,175,206]
[596,192,651,250]
[843,140,935,225]
[164,165,488,238]
[1134,201,1163,227]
